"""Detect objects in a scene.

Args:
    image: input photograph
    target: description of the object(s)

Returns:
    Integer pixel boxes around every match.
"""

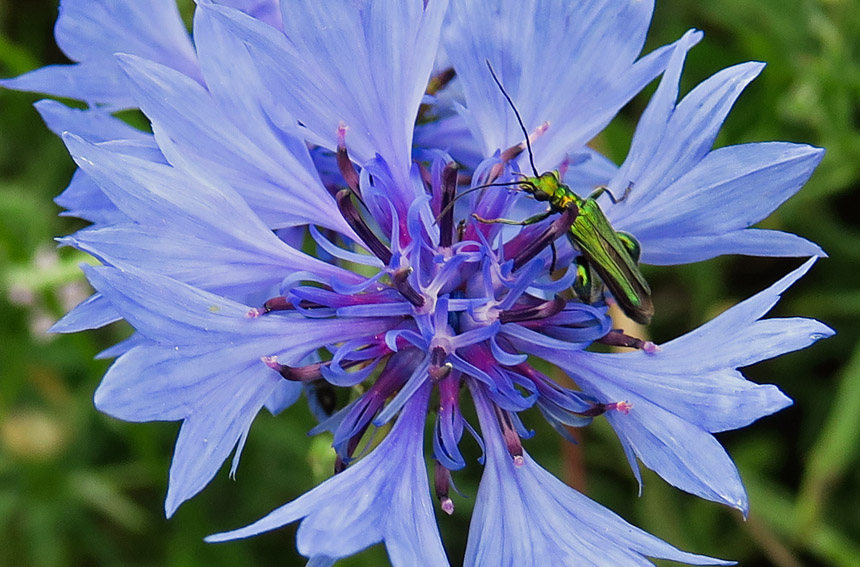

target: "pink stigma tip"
[441,498,454,515]
[613,401,633,415]
[643,341,660,354]
[513,455,525,467]
[337,122,348,145]
[247,308,263,319]
[261,355,280,369]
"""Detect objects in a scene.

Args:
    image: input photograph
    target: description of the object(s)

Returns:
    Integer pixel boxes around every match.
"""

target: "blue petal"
[561,147,618,196]
[414,113,484,170]
[115,53,352,234]
[53,0,197,72]
[62,133,360,285]
[1,0,200,108]
[264,349,316,416]
[466,387,731,566]
[166,361,280,516]
[445,1,694,172]
[95,344,226,422]
[62,223,309,299]
[83,264,396,349]
[93,340,282,516]
[207,385,450,567]
[2,61,138,110]
[518,258,833,512]
[608,30,703,200]
[620,143,826,263]
[640,229,824,265]
[50,291,120,333]
[202,0,447,207]
[604,47,824,262]
[34,99,150,142]
[55,168,127,225]
[87,265,397,514]
[215,0,283,29]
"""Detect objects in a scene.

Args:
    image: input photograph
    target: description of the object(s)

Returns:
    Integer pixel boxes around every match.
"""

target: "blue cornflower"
[0,0,201,109]
[3,1,833,566]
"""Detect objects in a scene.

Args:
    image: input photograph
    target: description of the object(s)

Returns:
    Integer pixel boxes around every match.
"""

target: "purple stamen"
[247,296,294,318]
[608,401,633,414]
[429,345,452,381]
[336,189,393,264]
[581,400,634,417]
[261,356,323,382]
[434,461,455,515]
[499,295,566,323]
[336,123,361,197]
[597,329,657,351]
[392,267,425,307]
[510,207,577,271]
[499,120,550,165]
[438,162,459,248]
[262,356,371,382]
[494,403,524,466]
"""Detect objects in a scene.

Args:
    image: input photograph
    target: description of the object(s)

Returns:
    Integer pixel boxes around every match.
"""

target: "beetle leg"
[472,209,552,226]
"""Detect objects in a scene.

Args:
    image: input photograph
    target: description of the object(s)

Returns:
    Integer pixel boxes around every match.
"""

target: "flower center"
[247,141,643,508]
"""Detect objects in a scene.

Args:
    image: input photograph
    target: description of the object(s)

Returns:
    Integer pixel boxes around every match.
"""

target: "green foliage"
[1,1,857,565]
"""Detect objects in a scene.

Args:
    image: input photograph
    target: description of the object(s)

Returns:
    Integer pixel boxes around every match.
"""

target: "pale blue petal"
[62,224,303,299]
[215,0,282,29]
[2,62,137,110]
[55,168,128,225]
[95,332,148,360]
[513,259,832,511]
[621,143,825,262]
[49,292,120,333]
[41,104,157,225]
[116,53,352,234]
[82,265,395,349]
[1,0,200,108]
[608,30,702,197]
[86,265,397,515]
[54,0,197,71]
[445,1,695,172]
[202,0,447,205]
[34,99,150,142]
[264,380,303,416]
[207,386,449,567]
[560,147,618,196]
[94,341,284,516]
[95,344,226,422]
[466,387,731,566]
[640,229,824,265]
[601,50,823,262]
[63,133,360,285]
[602,395,749,512]
[413,113,484,169]
[165,362,279,516]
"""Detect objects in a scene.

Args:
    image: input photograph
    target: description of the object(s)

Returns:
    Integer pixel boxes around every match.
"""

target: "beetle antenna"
[434,180,530,225]
[485,60,539,178]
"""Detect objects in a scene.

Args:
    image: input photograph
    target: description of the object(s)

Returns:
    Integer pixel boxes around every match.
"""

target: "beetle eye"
[532,189,550,201]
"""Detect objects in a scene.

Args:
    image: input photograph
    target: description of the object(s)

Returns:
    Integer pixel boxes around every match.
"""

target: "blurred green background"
[0,1,858,566]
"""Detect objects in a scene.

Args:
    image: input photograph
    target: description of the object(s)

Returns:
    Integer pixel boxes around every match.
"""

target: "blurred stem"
[561,428,587,493]
[741,514,804,567]
[794,343,860,541]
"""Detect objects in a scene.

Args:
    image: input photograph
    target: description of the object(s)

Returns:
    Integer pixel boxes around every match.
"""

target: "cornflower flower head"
[3,0,833,565]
